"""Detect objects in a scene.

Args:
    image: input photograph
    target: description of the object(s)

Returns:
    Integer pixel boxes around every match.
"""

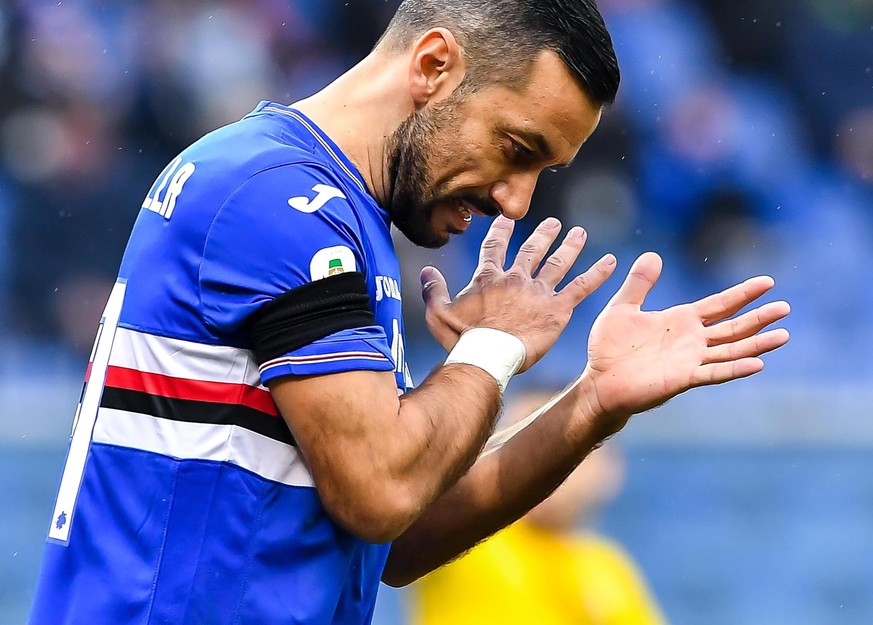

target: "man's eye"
[513,140,533,155]
[507,139,534,159]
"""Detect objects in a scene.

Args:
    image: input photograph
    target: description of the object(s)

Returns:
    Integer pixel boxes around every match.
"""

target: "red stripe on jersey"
[104,366,279,417]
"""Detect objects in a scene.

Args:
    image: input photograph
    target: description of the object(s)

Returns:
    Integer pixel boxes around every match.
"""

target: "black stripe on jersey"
[100,387,297,447]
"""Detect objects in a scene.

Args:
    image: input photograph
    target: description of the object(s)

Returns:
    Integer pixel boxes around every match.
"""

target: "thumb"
[609,252,663,308]
[420,266,451,311]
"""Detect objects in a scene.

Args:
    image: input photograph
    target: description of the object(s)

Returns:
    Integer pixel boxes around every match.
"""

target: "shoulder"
[202,160,368,275]
[197,161,375,335]
[174,108,369,221]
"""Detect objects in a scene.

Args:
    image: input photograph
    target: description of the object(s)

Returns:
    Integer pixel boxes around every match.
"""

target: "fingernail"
[541,217,560,228]
[568,227,585,239]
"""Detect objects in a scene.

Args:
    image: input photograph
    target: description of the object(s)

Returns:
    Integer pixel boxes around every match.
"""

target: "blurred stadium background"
[1,0,871,623]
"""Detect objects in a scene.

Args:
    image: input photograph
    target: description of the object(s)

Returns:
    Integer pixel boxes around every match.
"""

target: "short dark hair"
[378,0,620,105]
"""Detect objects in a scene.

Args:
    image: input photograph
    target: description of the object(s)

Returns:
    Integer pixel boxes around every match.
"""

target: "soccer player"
[29,1,790,624]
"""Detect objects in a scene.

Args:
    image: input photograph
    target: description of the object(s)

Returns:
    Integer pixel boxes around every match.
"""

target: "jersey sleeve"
[199,162,394,383]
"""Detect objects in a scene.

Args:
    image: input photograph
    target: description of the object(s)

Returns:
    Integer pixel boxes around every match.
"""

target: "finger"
[692,358,765,386]
[535,226,588,288]
[421,266,464,350]
[707,301,791,346]
[420,266,451,311]
[509,217,562,275]
[477,215,515,271]
[607,252,662,309]
[696,276,776,325]
[556,253,617,307]
[703,328,790,364]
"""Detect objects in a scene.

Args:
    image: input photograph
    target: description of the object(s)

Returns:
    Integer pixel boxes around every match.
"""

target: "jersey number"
[47,281,127,544]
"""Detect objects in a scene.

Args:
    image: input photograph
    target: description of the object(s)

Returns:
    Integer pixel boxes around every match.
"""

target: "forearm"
[275,363,503,543]
[383,373,626,585]
[389,363,505,519]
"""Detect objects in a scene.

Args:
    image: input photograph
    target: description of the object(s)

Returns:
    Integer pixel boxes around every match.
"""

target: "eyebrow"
[511,128,575,168]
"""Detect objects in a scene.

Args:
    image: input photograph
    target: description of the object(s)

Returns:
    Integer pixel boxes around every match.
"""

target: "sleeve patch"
[310,245,356,281]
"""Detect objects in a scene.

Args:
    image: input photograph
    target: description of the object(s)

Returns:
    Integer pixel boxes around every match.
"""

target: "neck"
[292,51,412,207]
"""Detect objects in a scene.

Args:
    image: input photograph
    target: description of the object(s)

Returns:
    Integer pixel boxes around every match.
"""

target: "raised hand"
[421,216,617,372]
[584,252,790,422]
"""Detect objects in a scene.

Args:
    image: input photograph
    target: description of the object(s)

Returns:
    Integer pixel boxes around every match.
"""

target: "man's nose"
[489,172,539,220]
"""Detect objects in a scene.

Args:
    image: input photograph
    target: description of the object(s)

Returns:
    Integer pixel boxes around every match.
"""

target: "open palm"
[585,253,790,419]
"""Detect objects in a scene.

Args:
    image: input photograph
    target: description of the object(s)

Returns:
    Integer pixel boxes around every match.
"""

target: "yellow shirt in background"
[410,521,667,625]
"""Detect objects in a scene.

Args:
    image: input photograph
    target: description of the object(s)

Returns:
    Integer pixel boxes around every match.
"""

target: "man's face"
[387,50,604,248]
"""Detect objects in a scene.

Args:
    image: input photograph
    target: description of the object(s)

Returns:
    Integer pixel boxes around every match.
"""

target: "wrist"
[444,328,526,394]
[570,370,632,438]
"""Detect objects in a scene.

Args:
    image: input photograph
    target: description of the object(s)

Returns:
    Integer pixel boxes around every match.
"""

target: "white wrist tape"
[444,328,526,394]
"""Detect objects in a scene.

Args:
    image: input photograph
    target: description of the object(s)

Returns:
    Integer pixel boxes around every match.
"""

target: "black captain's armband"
[249,272,375,366]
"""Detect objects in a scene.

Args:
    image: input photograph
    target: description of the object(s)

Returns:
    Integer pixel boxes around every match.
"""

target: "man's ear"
[407,28,466,108]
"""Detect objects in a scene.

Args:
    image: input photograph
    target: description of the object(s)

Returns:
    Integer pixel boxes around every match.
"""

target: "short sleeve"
[199,162,394,382]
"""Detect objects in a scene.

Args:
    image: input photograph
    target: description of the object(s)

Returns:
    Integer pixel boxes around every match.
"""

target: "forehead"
[466,51,602,161]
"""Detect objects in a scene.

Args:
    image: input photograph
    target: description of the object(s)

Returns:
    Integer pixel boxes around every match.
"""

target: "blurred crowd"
[0,0,870,381]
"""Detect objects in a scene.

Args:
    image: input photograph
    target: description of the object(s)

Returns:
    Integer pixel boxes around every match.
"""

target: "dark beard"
[385,107,447,249]
[384,98,500,247]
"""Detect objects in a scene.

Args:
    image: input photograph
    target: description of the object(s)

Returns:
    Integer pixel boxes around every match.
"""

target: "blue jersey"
[30,102,413,625]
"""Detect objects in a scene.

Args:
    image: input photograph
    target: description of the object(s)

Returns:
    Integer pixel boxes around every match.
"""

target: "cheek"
[431,143,503,190]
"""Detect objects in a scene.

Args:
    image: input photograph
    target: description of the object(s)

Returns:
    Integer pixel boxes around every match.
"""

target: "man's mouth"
[454,197,499,223]
[458,202,473,223]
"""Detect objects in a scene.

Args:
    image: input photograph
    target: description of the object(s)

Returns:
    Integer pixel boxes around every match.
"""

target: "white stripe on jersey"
[259,351,391,375]
[93,408,315,488]
[111,327,266,389]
